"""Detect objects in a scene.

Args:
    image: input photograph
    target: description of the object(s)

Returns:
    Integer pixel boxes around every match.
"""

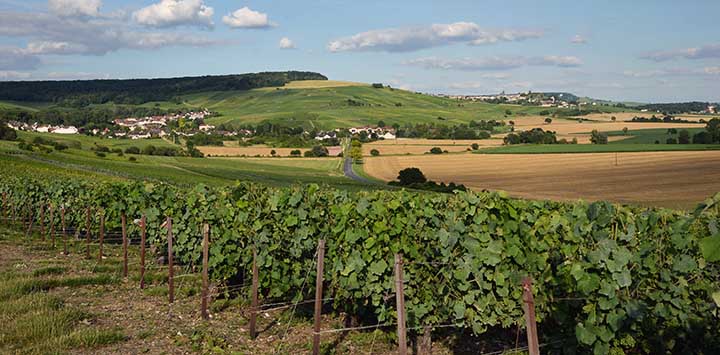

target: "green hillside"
[184,84,634,129]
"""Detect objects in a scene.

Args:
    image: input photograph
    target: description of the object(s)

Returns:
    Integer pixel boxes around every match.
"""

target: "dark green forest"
[0,71,327,106]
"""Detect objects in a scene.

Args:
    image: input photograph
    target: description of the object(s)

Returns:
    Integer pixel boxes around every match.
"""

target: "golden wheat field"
[363,151,720,208]
[362,138,503,156]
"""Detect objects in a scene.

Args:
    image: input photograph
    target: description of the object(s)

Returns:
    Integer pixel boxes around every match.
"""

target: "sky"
[0,0,719,103]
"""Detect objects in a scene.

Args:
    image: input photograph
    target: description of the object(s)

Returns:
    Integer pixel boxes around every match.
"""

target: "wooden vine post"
[85,207,91,258]
[312,239,326,355]
[201,223,210,320]
[395,253,408,355]
[166,216,175,304]
[522,277,540,355]
[249,247,259,339]
[140,214,147,289]
[24,205,35,239]
[1,191,6,223]
[48,204,55,248]
[98,211,105,261]
[61,207,68,255]
[121,213,128,278]
[39,203,45,241]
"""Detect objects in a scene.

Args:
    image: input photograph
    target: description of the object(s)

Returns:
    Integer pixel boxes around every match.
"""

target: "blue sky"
[0,0,719,102]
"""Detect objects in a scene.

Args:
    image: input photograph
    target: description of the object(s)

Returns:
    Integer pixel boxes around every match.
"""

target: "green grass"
[607,128,706,144]
[177,86,636,129]
[478,143,720,154]
[0,138,375,190]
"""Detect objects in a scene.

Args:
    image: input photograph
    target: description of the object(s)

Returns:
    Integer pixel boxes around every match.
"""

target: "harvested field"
[363,138,503,156]
[364,151,720,209]
[582,112,718,122]
[198,145,342,157]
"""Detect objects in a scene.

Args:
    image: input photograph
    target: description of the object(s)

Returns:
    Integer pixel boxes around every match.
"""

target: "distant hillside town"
[434,91,582,108]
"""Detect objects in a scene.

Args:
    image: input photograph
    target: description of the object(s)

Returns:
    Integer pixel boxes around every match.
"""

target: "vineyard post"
[201,223,210,320]
[24,205,35,239]
[85,207,91,258]
[312,239,326,355]
[166,216,174,304]
[39,203,45,241]
[121,213,128,278]
[395,253,408,355]
[61,207,68,255]
[48,204,55,248]
[98,211,105,262]
[249,247,259,339]
[140,214,147,289]
[522,277,540,355]
[1,191,6,224]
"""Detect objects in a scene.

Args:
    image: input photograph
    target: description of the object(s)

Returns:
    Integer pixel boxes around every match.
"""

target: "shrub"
[303,150,314,157]
[311,145,329,157]
[124,146,140,154]
[128,156,137,162]
[666,137,677,144]
[590,130,608,144]
[94,151,106,158]
[429,147,443,154]
[290,149,302,157]
[0,125,18,141]
[52,142,69,151]
[471,143,479,150]
[678,130,690,144]
[397,167,427,185]
[370,149,380,156]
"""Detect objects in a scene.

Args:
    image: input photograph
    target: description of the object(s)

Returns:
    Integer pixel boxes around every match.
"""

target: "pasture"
[363,151,720,209]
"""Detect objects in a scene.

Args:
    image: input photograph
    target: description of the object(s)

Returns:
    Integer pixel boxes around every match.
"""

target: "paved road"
[343,158,374,184]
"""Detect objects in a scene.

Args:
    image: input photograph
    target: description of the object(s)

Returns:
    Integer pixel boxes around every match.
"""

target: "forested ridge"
[0,71,327,105]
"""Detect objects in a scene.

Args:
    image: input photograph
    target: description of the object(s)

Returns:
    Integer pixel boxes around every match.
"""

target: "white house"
[52,126,79,134]
[381,132,396,140]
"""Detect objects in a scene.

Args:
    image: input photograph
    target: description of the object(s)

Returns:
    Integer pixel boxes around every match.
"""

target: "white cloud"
[133,0,214,29]
[0,71,32,80]
[403,55,582,71]
[641,43,720,61]
[327,22,543,52]
[222,7,273,29]
[279,37,295,49]
[571,34,587,44]
[48,0,102,18]
[0,47,41,70]
[45,71,111,80]
[623,66,720,77]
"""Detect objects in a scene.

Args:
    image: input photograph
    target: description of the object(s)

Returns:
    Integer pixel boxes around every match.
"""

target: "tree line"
[0,71,327,106]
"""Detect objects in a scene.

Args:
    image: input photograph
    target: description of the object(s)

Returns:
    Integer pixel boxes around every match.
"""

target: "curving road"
[343,158,375,184]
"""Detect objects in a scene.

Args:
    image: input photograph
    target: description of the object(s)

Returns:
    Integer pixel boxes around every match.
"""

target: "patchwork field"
[362,138,503,156]
[198,145,342,157]
[363,151,720,209]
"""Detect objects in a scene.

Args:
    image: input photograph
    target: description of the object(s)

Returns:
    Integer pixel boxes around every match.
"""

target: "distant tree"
[544,117,552,124]
[371,83,384,89]
[290,149,302,157]
[678,130,690,144]
[142,145,157,155]
[0,125,17,141]
[471,143,479,150]
[128,156,137,162]
[693,131,713,144]
[377,120,386,128]
[666,137,677,144]
[508,120,515,126]
[505,109,512,116]
[270,149,276,156]
[590,130,608,144]
[350,147,363,161]
[397,167,427,185]
[622,127,629,135]
[654,140,660,144]
[310,145,329,157]
[370,149,380,156]
[667,128,677,135]
[611,116,616,122]
[303,150,314,157]
[125,146,140,154]
[429,147,443,154]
